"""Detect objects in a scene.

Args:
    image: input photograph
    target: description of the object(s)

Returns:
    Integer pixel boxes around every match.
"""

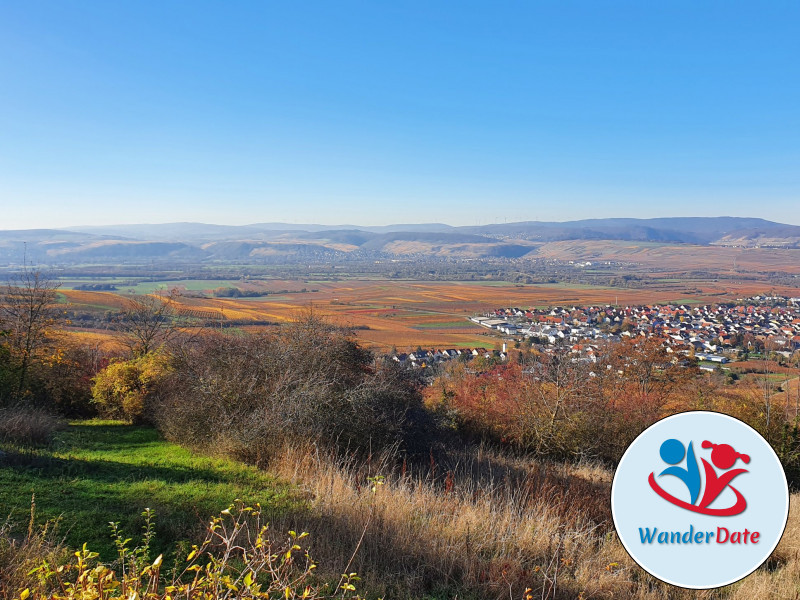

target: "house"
[695,353,729,364]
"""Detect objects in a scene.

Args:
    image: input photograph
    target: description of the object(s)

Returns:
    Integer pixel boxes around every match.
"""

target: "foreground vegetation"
[0,422,297,560]
[2,269,800,599]
[3,500,354,600]
[4,425,800,599]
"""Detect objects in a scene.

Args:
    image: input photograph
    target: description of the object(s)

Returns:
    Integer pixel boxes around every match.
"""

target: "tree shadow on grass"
[0,424,298,562]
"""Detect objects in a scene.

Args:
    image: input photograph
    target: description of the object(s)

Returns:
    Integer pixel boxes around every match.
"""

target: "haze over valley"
[3,216,800,265]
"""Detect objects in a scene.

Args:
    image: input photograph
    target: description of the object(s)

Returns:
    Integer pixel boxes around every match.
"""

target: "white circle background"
[611,411,789,589]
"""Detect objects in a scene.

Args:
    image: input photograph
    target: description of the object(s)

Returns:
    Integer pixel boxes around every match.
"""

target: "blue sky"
[1,1,798,228]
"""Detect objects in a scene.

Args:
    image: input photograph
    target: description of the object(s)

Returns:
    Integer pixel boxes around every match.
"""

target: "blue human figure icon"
[658,439,701,505]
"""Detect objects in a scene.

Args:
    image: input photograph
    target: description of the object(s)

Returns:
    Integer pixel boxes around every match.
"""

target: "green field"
[412,320,473,329]
[0,421,298,560]
[130,280,248,293]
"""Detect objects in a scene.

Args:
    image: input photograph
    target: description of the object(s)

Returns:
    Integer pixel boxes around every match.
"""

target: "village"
[391,296,800,370]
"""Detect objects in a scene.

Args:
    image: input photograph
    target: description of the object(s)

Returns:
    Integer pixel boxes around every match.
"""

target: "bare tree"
[525,346,591,456]
[0,266,61,400]
[118,289,181,356]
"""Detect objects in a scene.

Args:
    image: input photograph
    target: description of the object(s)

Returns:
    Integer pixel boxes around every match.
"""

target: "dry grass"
[0,499,68,600]
[0,406,65,447]
[724,496,800,600]
[3,428,797,599]
[257,444,799,599]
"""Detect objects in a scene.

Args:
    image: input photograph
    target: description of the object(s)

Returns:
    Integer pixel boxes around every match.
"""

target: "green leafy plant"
[19,503,366,600]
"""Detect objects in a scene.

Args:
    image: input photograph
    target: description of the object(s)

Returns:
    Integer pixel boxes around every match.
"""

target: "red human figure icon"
[698,441,750,511]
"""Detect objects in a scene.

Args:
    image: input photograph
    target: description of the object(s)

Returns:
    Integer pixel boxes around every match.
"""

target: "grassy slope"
[2,421,800,598]
[0,421,299,560]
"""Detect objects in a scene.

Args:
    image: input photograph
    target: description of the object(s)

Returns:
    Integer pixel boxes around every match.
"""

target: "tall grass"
[267,444,637,598]
[0,497,68,599]
[0,406,65,447]
[727,497,800,600]
[264,443,800,599]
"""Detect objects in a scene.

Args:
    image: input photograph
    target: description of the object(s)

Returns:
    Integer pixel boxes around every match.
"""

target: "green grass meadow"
[0,421,299,561]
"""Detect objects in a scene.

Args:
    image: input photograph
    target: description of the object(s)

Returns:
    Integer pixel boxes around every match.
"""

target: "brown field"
[60,289,132,310]
[59,276,800,352]
[730,360,800,376]
[774,377,800,412]
[57,329,124,353]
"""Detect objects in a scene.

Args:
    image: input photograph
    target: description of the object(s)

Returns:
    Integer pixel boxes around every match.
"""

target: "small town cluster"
[393,296,800,369]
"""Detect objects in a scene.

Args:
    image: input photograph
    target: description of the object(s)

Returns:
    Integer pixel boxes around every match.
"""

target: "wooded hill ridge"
[2,216,799,264]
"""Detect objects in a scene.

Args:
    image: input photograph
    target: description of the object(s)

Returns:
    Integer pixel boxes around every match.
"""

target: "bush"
[0,343,16,407]
[37,343,107,418]
[425,339,698,463]
[1,336,105,417]
[91,352,171,423]
[155,313,434,464]
[0,406,65,447]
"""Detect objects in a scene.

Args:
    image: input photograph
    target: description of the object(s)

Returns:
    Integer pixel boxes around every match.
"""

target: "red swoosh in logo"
[648,472,747,516]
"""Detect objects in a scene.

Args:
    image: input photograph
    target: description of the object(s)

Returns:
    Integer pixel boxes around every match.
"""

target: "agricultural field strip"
[58,279,800,352]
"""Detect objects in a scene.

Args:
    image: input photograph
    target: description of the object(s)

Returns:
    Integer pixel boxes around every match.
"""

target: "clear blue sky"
[1,1,798,229]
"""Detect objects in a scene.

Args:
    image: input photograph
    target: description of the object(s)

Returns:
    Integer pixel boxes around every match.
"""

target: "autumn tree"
[535,348,590,430]
[118,290,180,357]
[424,349,600,459]
[426,337,702,462]
[0,266,61,402]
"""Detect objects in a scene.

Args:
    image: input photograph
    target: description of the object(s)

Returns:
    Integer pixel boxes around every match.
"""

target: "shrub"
[426,339,698,463]
[1,335,105,417]
[91,352,171,423]
[0,406,65,447]
[37,343,107,418]
[0,342,16,407]
[155,313,434,464]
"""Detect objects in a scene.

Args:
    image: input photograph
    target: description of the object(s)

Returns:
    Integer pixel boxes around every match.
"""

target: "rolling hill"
[1,217,798,265]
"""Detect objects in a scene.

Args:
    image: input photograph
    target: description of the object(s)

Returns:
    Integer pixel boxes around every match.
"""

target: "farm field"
[59,276,800,351]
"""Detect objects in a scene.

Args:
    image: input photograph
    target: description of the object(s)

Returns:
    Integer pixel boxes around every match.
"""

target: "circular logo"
[611,411,789,589]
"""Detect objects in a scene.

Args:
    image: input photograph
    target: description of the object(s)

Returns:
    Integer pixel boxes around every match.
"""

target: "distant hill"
[711,226,800,248]
[2,217,798,265]
[459,217,795,244]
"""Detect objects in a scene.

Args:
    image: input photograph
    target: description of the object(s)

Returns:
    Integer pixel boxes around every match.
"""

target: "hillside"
[2,217,799,265]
